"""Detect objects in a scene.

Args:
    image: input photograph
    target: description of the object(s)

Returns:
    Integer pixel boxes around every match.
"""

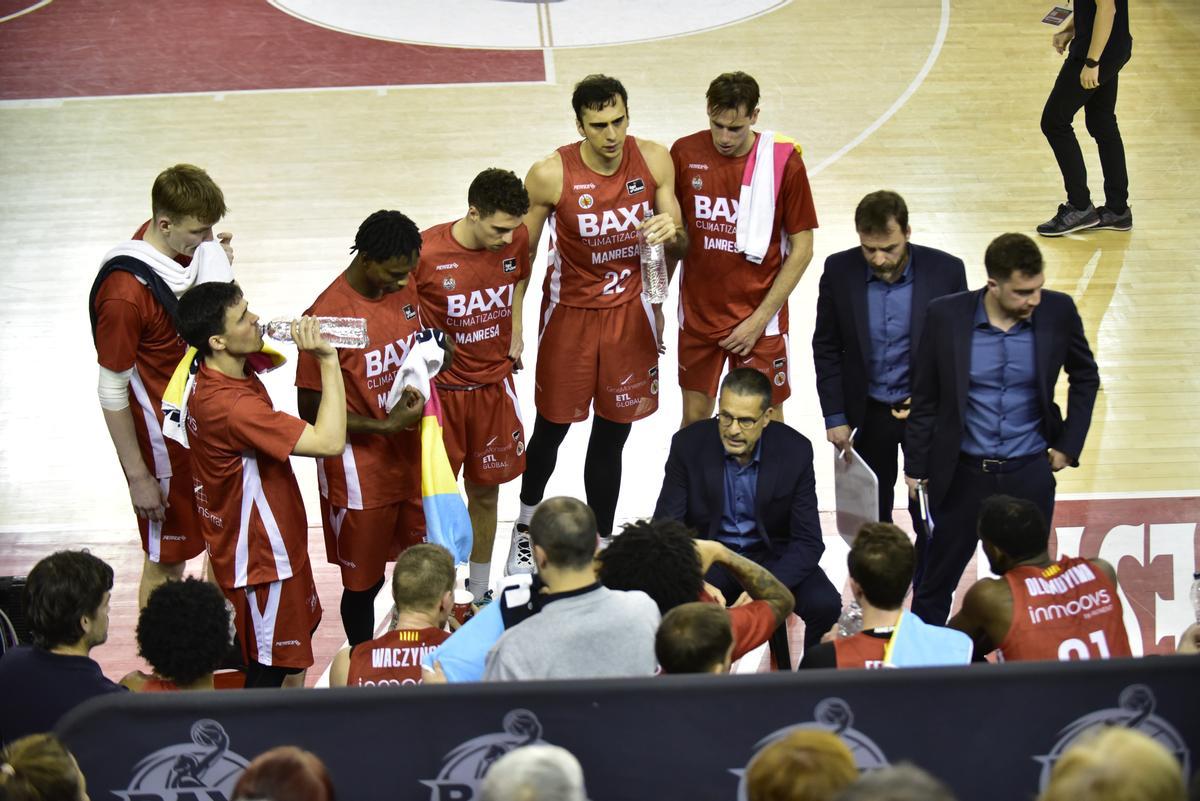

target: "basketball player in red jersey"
[177,283,348,688]
[949,495,1131,662]
[414,170,531,601]
[671,72,818,427]
[510,75,686,559]
[295,211,428,647]
[90,165,235,608]
[329,544,455,687]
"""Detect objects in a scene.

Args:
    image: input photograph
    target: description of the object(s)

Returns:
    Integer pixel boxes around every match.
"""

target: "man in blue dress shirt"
[813,191,967,584]
[903,233,1099,625]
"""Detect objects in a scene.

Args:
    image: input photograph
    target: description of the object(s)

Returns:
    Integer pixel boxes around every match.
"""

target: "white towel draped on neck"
[99,239,234,297]
[735,130,780,265]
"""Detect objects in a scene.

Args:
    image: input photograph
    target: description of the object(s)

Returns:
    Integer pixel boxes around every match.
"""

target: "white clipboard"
[833,445,879,547]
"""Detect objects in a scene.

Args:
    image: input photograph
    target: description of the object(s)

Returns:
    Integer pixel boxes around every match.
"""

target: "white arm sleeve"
[98,365,133,411]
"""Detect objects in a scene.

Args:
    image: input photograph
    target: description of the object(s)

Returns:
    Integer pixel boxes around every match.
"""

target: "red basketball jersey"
[346,627,451,687]
[294,275,423,510]
[414,221,531,386]
[92,222,194,481]
[670,131,818,340]
[545,137,657,309]
[186,364,310,590]
[833,630,891,669]
[998,557,1132,662]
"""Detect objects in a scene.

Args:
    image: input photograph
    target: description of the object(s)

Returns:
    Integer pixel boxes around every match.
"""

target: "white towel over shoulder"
[735,130,779,265]
[99,239,234,297]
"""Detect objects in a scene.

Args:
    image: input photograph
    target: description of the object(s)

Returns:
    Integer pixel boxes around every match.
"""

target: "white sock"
[516,502,537,530]
[468,561,491,601]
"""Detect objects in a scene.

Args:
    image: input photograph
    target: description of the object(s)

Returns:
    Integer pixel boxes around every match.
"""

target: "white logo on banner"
[732,698,889,800]
[112,719,250,800]
[420,709,550,799]
[1035,684,1191,790]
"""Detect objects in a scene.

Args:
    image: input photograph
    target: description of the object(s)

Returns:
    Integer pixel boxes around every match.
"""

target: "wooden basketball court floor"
[0,0,1196,683]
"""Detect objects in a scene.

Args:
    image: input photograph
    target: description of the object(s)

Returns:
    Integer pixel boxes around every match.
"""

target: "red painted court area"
[0,0,545,100]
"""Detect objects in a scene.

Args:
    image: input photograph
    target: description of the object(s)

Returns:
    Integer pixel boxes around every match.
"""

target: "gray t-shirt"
[483,584,660,681]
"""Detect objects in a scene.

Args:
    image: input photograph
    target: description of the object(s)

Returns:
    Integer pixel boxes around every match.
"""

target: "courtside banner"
[60,656,1198,801]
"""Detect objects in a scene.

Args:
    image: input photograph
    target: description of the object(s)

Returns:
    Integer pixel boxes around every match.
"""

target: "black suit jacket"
[812,243,967,429]
[904,288,1100,507]
[654,418,823,589]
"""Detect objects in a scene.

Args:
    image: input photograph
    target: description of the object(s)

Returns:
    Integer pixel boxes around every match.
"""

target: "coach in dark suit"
[904,233,1099,625]
[656,368,840,650]
[813,191,967,584]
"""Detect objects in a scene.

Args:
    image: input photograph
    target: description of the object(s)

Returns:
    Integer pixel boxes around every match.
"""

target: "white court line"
[268,0,790,52]
[809,0,951,178]
[0,79,554,108]
[1057,490,1200,501]
[0,0,51,25]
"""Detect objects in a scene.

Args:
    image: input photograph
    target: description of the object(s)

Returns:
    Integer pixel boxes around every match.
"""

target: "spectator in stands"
[656,602,734,674]
[598,517,793,662]
[480,744,589,801]
[834,763,957,801]
[949,495,1132,661]
[232,745,337,801]
[0,733,90,801]
[1038,726,1185,801]
[0,551,125,746]
[121,577,232,691]
[801,523,971,669]
[329,544,455,687]
[483,497,660,680]
[746,729,857,801]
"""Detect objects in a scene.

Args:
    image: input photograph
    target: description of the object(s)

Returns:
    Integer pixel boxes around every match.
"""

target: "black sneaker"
[1037,203,1100,237]
[1093,205,1133,231]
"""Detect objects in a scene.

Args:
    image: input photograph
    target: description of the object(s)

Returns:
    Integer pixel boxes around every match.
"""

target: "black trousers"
[856,400,931,586]
[1041,53,1130,211]
[705,546,841,650]
[910,453,1055,626]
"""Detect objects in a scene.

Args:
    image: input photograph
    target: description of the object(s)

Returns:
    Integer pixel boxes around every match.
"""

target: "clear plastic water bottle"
[1191,572,1200,623]
[837,599,863,637]
[638,227,669,304]
[261,317,369,349]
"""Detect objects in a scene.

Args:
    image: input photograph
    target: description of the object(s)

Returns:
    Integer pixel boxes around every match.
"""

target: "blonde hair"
[746,729,857,801]
[1038,727,1185,801]
[151,163,226,224]
[0,734,85,801]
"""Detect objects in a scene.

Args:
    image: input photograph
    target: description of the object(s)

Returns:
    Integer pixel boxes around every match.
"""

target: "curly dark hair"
[137,578,231,686]
[597,518,704,614]
[351,210,422,264]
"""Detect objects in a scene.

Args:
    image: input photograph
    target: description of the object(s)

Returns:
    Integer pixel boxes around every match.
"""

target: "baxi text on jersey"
[364,336,415,379]
[694,195,739,223]
[447,285,515,318]
[578,200,653,238]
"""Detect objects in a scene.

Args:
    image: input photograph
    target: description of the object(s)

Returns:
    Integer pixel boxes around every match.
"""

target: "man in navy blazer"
[904,233,1099,625]
[656,368,841,650]
[813,191,967,583]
